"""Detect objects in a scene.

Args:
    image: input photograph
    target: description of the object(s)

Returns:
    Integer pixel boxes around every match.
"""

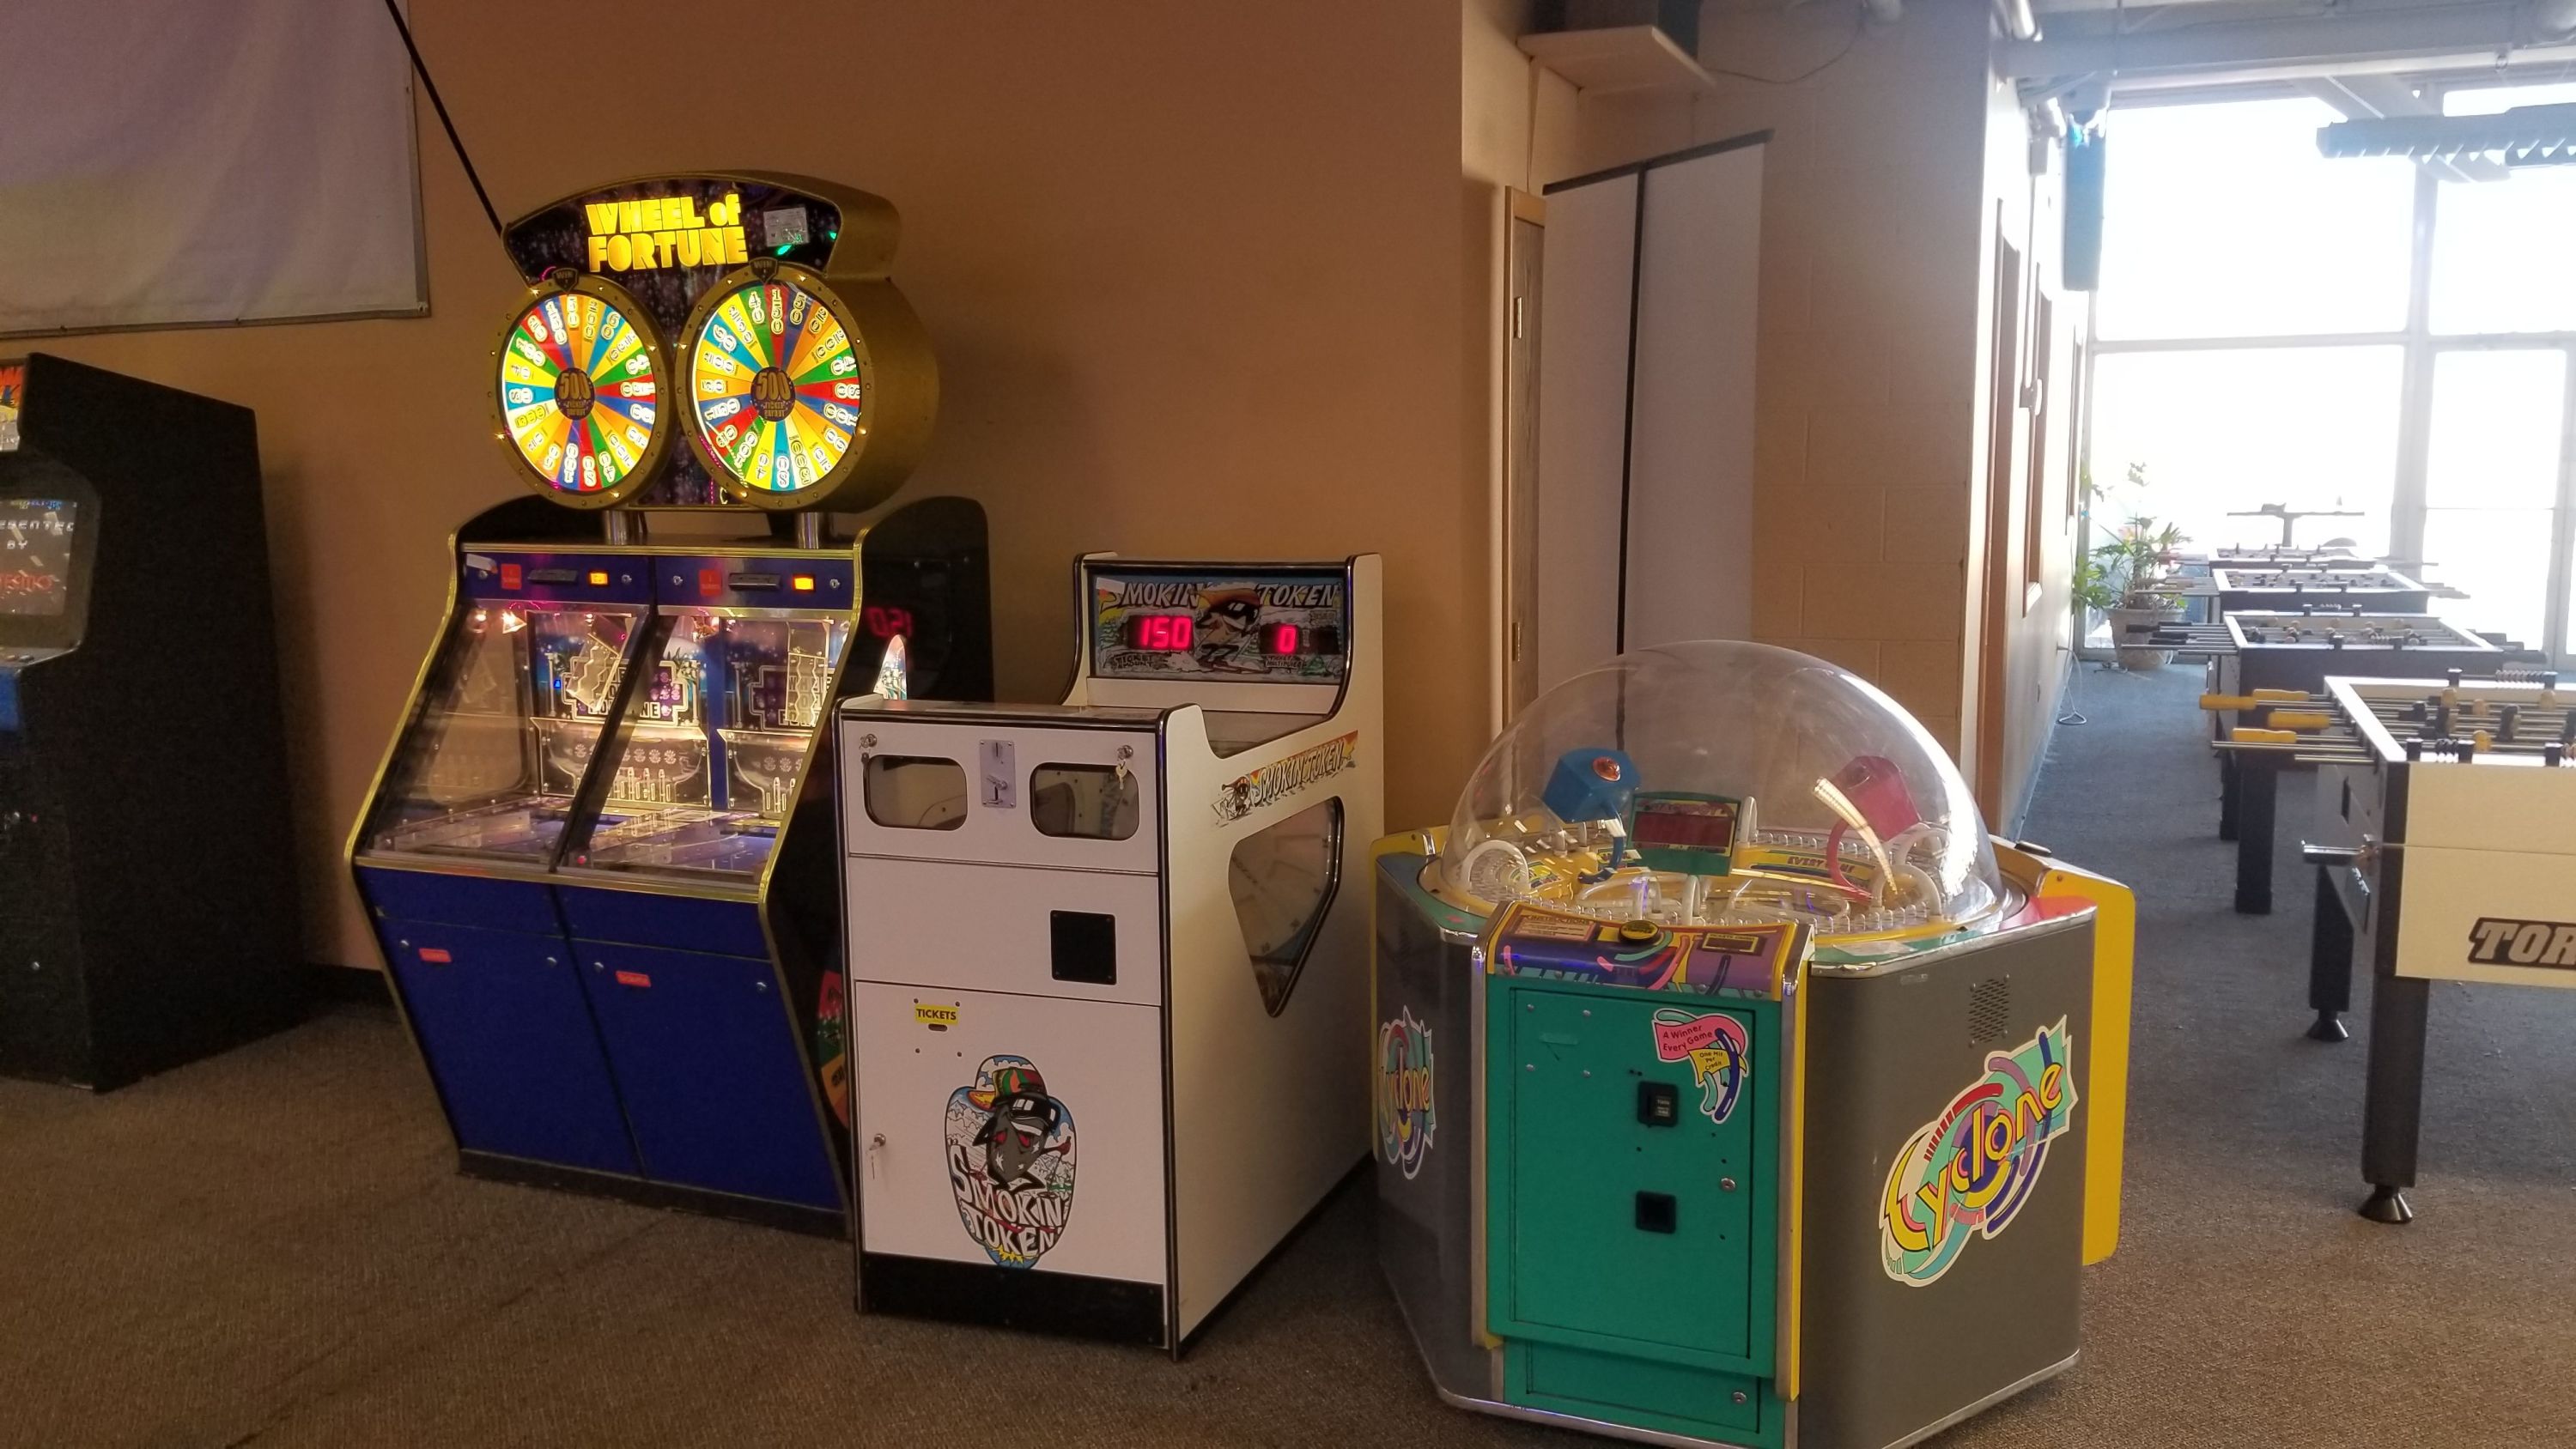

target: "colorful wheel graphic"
[495,277,669,507]
[684,268,867,505]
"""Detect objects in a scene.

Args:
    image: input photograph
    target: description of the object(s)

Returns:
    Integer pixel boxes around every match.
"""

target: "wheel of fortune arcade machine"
[835,555,1382,1349]
[0,355,301,1090]
[1370,642,2135,1449]
[348,174,990,1232]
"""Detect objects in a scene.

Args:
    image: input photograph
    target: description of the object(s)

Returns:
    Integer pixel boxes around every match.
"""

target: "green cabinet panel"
[1512,1340,1768,1440]
[1488,978,1777,1380]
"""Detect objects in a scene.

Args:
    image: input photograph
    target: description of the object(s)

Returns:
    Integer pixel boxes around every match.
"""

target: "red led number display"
[863,604,914,640]
[1129,614,1194,651]
[1265,623,1300,656]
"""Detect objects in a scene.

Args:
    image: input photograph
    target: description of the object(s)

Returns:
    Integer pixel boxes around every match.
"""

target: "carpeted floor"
[7,661,2576,1447]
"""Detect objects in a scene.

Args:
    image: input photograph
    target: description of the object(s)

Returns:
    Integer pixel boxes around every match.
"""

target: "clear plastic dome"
[1436,641,2003,953]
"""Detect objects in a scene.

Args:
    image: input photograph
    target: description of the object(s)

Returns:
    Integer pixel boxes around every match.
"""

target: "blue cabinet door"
[381,919,640,1178]
[574,943,843,1212]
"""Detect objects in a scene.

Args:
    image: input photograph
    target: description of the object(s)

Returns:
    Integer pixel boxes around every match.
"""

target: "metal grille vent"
[1968,977,2012,1046]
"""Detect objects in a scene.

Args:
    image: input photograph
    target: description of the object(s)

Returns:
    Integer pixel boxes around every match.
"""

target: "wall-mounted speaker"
[2064,122,2106,292]
[1531,0,1701,56]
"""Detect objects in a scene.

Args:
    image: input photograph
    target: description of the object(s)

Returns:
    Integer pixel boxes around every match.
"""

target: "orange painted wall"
[28,2,1476,968]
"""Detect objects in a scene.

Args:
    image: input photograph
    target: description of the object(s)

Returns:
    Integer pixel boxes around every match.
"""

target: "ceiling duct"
[2317,101,2576,167]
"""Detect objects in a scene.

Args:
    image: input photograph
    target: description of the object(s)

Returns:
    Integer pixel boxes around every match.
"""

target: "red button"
[419,948,453,963]
[500,564,522,591]
[698,568,720,596]
[615,970,652,988]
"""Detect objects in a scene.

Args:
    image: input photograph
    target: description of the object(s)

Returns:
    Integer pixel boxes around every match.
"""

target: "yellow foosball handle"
[2232,727,2298,744]
[2202,690,2318,712]
[2266,711,2334,731]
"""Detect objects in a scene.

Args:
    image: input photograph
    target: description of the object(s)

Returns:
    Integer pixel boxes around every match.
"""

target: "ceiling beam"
[2302,74,2506,181]
[1996,3,2567,82]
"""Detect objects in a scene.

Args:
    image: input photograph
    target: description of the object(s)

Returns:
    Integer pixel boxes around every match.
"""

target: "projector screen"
[0,0,426,336]
[1532,134,1765,695]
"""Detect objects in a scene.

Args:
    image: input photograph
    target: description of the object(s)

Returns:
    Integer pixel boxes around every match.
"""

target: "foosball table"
[2190,612,2518,913]
[2206,565,2432,615]
[2293,676,2576,1222]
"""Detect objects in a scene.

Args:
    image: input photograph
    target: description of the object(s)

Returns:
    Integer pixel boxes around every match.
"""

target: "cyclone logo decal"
[1880,1019,2077,1287]
[1376,1009,1436,1179]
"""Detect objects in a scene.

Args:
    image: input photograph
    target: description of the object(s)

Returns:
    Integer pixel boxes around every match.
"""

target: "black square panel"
[1049,911,1117,985]
[1634,1191,1678,1234]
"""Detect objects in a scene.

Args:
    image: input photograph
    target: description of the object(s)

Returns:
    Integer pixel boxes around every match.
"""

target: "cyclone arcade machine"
[1373,643,2134,1449]
[350,175,989,1232]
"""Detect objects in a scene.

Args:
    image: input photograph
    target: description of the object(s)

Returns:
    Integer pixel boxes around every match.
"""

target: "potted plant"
[2078,515,2188,670]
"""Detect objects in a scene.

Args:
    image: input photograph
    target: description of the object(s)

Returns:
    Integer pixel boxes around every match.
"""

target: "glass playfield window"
[359,602,647,864]
[1030,763,1140,841]
[865,755,968,832]
[565,608,852,881]
[1230,797,1343,1016]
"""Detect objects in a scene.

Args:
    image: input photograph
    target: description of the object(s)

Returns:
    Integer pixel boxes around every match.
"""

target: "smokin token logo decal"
[945,1055,1077,1268]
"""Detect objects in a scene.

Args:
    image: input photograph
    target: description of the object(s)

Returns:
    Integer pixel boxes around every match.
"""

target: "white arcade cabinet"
[836,554,1382,1349]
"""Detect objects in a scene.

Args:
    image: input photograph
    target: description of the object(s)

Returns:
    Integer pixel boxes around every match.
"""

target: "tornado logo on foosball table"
[1879,1020,2076,1287]
[945,1056,1078,1269]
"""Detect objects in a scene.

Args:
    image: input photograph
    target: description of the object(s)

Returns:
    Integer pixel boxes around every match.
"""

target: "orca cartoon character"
[943,1055,1078,1268]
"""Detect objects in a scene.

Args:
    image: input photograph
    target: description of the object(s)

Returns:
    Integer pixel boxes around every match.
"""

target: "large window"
[2430,82,2576,336]
[2095,98,2415,341]
[2087,81,2576,658]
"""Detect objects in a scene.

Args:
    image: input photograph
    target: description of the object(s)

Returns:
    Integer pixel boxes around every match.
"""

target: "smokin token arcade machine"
[0,355,302,1089]
[350,175,989,1230]
[837,555,1382,1348]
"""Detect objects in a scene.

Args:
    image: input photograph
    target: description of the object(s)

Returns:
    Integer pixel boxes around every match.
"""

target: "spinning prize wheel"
[494,275,671,508]
[679,262,877,510]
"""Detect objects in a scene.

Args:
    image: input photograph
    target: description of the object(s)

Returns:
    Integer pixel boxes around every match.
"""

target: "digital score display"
[1090,567,1349,685]
[1129,614,1194,652]
[1131,617,1314,655]
[1634,799,1740,851]
[0,498,77,616]
[863,604,914,641]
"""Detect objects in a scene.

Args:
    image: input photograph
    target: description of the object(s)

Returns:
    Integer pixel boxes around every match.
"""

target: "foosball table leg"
[2306,866,2352,1041]
[2359,849,2427,1224]
[2218,748,2239,842]
[2233,759,2275,914]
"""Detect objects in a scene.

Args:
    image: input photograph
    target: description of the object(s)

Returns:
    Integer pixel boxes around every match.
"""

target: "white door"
[854,981,1168,1286]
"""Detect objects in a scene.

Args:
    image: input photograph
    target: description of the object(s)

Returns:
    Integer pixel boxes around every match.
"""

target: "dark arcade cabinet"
[0,354,303,1089]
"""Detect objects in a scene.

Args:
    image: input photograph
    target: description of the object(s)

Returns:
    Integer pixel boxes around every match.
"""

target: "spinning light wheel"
[681,264,870,508]
[493,275,670,507]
